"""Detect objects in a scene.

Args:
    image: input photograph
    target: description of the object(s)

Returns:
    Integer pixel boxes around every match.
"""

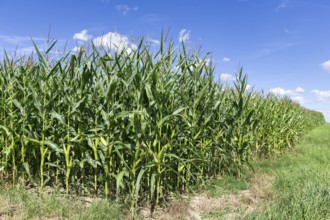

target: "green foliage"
[205,175,249,197]
[0,187,123,219]
[0,36,325,217]
[246,123,330,220]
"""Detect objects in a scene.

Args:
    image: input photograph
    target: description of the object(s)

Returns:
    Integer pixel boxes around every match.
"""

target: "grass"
[243,123,330,219]
[204,175,249,197]
[0,187,124,219]
[185,123,330,219]
[0,124,328,219]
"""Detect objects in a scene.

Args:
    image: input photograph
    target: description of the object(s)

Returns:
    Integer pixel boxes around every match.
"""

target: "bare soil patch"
[141,173,275,220]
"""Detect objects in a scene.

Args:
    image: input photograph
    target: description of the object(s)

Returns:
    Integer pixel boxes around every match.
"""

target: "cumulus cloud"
[72,46,86,52]
[311,90,330,101]
[93,32,129,51]
[270,87,295,96]
[222,57,230,62]
[246,84,253,91]
[295,87,305,93]
[269,86,309,104]
[93,32,137,53]
[73,30,92,42]
[220,73,234,81]
[270,86,304,96]
[178,29,190,43]
[130,43,137,50]
[115,4,138,15]
[323,111,330,122]
[291,96,305,104]
[269,87,309,104]
[204,58,213,67]
[320,59,330,72]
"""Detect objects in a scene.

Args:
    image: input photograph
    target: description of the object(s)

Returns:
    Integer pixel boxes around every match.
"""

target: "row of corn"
[0,38,325,215]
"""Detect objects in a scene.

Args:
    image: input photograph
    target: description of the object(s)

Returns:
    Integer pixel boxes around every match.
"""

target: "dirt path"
[140,173,274,220]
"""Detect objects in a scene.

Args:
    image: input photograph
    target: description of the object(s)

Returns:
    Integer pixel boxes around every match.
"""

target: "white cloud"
[270,86,305,97]
[222,57,230,62]
[178,29,190,43]
[270,87,295,96]
[93,32,137,54]
[246,84,253,91]
[93,32,129,51]
[311,90,330,101]
[0,35,29,44]
[320,59,330,72]
[195,58,214,68]
[0,35,46,45]
[115,4,138,15]
[220,73,234,81]
[72,46,86,52]
[72,46,79,52]
[15,46,36,55]
[149,38,160,45]
[125,47,133,55]
[204,58,212,67]
[291,96,305,104]
[270,87,309,104]
[295,87,304,93]
[130,43,137,50]
[9,45,47,55]
[73,30,92,42]
[323,111,330,122]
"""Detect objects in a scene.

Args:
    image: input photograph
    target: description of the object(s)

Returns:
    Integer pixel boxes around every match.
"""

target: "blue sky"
[1,0,330,120]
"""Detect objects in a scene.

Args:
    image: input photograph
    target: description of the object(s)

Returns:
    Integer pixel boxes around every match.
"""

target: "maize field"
[0,37,325,214]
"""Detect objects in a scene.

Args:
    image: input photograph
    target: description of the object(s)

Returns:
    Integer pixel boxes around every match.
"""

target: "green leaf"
[50,111,65,124]
[44,140,63,153]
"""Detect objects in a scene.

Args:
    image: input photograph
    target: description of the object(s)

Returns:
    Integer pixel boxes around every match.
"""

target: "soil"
[140,173,275,220]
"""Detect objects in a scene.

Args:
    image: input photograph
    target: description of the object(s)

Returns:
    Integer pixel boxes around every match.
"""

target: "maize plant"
[0,35,325,217]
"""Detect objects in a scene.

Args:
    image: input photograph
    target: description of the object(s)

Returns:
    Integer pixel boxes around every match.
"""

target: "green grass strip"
[247,123,330,220]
